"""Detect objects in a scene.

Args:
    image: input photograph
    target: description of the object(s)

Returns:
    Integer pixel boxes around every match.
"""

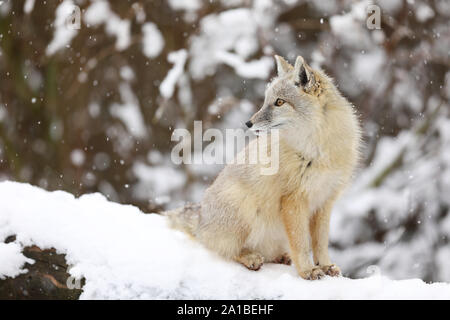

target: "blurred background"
[0,0,449,282]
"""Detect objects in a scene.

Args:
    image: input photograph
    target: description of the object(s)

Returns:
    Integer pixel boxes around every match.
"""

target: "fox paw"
[272,253,291,265]
[321,264,341,277]
[238,252,264,271]
[300,267,325,280]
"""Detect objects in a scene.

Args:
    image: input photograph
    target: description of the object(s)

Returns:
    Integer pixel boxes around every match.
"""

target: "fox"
[165,55,361,280]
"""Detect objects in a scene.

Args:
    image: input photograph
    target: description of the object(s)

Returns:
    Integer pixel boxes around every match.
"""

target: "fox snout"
[246,107,271,130]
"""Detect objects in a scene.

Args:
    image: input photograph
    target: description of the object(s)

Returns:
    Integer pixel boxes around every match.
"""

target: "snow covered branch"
[1,182,449,299]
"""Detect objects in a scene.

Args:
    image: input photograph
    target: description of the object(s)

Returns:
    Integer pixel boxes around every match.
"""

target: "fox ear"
[293,56,315,90]
[274,55,293,76]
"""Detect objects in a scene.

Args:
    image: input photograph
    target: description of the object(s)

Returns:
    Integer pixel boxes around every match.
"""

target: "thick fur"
[165,55,361,280]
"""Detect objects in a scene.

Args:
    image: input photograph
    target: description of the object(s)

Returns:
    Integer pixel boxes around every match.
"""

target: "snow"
[83,0,109,25]
[188,8,263,79]
[168,0,201,12]
[221,0,246,8]
[120,66,135,82]
[23,0,35,14]
[109,83,147,139]
[331,110,450,281]
[216,52,273,80]
[352,49,386,86]
[70,149,85,167]
[437,248,450,281]
[132,162,186,201]
[1,181,450,299]
[436,0,450,18]
[416,3,435,23]
[0,242,33,279]
[142,22,165,59]
[329,1,370,48]
[132,3,146,23]
[376,0,403,14]
[0,0,10,16]
[84,0,131,51]
[46,0,78,55]
[310,0,338,15]
[0,105,6,122]
[160,50,188,99]
[392,70,423,112]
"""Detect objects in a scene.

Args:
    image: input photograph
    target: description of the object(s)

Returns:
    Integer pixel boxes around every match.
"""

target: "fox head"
[246,55,325,140]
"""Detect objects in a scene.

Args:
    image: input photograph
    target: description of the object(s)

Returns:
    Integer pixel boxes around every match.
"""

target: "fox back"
[166,55,361,280]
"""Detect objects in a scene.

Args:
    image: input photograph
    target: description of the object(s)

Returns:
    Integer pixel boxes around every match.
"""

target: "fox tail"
[162,202,201,237]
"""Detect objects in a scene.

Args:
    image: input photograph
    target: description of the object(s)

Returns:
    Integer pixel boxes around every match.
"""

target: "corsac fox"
[166,55,361,280]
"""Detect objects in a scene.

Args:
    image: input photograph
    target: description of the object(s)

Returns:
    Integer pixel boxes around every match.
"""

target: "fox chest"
[281,157,343,212]
[305,169,343,211]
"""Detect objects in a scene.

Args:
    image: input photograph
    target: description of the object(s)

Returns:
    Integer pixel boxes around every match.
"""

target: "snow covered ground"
[0,181,449,299]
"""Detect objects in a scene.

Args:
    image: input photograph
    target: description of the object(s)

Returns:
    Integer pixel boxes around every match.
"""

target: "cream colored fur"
[166,55,361,280]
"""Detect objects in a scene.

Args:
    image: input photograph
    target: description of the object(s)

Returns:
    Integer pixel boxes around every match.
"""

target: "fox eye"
[274,98,285,107]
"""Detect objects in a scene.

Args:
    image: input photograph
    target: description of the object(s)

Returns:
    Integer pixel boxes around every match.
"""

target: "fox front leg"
[310,198,341,277]
[281,195,324,280]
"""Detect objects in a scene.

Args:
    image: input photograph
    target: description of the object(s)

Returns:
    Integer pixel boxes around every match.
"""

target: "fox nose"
[245,121,253,128]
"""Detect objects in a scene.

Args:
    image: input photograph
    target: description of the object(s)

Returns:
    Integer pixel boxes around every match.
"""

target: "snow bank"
[0,242,33,279]
[1,181,449,299]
